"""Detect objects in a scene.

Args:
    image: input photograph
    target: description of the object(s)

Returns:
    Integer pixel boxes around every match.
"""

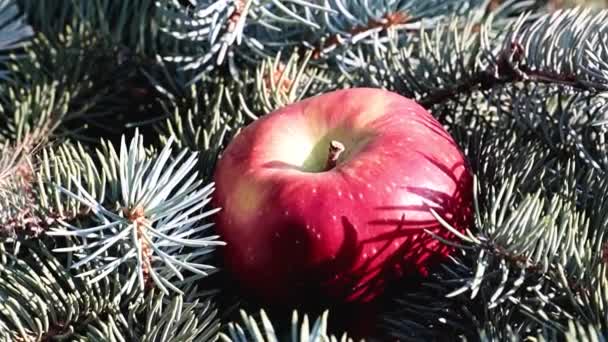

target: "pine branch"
[156,0,495,84]
[385,156,608,339]
[0,31,130,144]
[382,253,526,341]
[422,7,608,107]
[153,72,245,181]
[0,0,33,81]
[241,49,333,115]
[18,0,174,57]
[35,140,104,225]
[3,137,106,242]
[0,8,182,147]
[352,4,608,113]
[156,0,335,83]
[0,135,45,240]
[0,239,222,341]
[219,309,352,342]
[47,130,224,297]
[0,240,126,341]
[561,320,606,341]
[128,288,222,341]
[0,80,68,145]
[373,7,608,109]
[443,84,608,188]
[353,1,542,103]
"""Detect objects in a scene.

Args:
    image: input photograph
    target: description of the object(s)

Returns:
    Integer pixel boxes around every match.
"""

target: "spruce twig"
[421,8,608,107]
[47,131,225,297]
[220,309,352,342]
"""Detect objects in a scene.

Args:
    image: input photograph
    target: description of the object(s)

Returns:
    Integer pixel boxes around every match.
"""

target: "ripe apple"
[212,87,473,305]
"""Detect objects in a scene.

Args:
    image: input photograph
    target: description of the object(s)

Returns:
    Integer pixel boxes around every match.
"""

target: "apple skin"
[212,87,473,305]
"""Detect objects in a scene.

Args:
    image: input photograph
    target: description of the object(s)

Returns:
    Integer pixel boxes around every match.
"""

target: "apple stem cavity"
[325,140,345,171]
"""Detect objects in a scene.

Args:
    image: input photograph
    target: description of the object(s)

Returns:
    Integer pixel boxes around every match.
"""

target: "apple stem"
[325,140,345,171]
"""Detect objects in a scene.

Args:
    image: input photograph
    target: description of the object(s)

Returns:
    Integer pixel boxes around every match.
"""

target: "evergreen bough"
[0,0,606,340]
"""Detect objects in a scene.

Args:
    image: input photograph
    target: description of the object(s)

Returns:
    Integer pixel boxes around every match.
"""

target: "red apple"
[212,88,473,305]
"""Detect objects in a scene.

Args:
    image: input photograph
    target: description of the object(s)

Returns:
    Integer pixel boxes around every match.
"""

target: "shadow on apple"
[225,152,473,339]
[304,154,471,299]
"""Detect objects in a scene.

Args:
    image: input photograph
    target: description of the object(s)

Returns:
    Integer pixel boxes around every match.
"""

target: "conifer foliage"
[0,0,607,340]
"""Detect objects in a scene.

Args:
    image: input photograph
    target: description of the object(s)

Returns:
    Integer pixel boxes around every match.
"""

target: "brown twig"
[263,62,294,96]
[124,205,154,289]
[227,0,248,33]
[0,136,49,240]
[312,11,409,60]
[603,242,608,265]
[420,42,599,108]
